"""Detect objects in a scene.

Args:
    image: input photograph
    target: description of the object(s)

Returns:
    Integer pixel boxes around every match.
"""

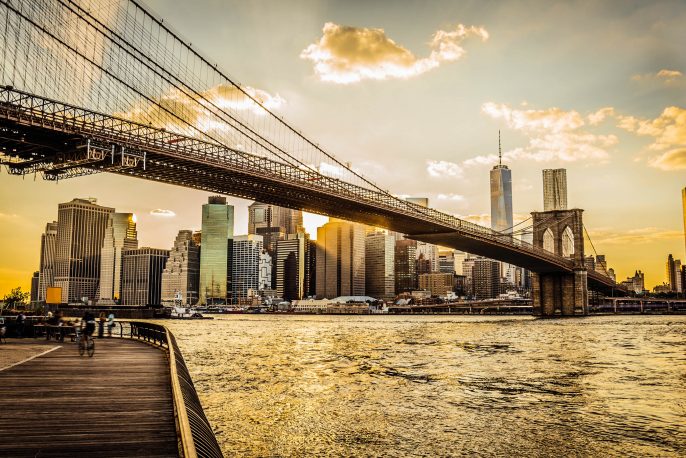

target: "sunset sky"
[1,0,685,295]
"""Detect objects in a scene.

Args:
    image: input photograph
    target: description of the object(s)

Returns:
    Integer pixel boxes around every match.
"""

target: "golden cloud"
[437,193,465,201]
[117,84,284,135]
[426,160,464,177]
[649,147,686,171]
[617,106,686,170]
[478,103,616,163]
[657,69,683,79]
[587,107,615,126]
[149,209,176,217]
[632,69,683,84]
[300,22,488,84]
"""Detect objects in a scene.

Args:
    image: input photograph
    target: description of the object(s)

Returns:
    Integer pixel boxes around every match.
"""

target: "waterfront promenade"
[0,338,178,457]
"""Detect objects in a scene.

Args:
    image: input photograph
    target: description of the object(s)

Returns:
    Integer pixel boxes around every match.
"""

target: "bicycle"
[77,329,95,357]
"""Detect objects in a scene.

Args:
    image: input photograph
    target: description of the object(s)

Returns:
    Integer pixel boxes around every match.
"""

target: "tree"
[2,287,30,308]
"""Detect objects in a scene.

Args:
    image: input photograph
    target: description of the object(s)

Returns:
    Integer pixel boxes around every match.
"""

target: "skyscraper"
[490,131,513,232]
[418,272,454,296]
[248,202,304,238]
[543,169,568,211]
[682,187,686,257]
[231,234,263,302]
[37,221,58,302]
[199,196,234,305]
[30,271,39,304]
[258,249,273,291]
[438,250,456,274]
[306,238,317,298]
[121,247,170,306]
[404,197,440,273]
[453,250,467,275]
[462,257,476,297]
[666,254,677,292]
[365,231,395,300]
[315,219,366,298]
[675,259,683,293]
[416,242,439,272]
[395,239,417,293]
[472,258,500,299]
[54,198,113,304]
[99,212,138,303]
[490,133,514,292]
[249,202,305,290]
[161,230,200,305]
[275,234,306,301]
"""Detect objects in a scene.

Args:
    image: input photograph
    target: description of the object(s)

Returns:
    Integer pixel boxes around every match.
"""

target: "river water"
[163,315,686,457]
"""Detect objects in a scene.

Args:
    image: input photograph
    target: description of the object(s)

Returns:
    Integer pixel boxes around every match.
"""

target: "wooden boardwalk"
[0,338,179,457]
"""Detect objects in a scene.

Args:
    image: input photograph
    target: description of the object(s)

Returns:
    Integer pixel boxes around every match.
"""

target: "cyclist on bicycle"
[81,311,96,341]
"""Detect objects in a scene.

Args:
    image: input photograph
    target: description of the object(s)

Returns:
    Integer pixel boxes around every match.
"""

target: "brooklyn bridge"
[0,0,625,316]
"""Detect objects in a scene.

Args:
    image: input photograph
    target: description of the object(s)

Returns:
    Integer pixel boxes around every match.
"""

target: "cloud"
[150,209,176,217]
[587,107,615,126]
[427,160,464,178]
[459,213,491,226]
[478,103,616,164]
[649,148,686,170]
[589,227,683,245]
[437,193,465,201]
[300,22,488,84]
[632,69,683,84]
[617,106,686,170]
[117,84,284,134]
[657,69,683,79]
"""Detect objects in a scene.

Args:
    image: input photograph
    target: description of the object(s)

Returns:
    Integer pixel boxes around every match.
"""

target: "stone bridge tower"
[531,209,588,316]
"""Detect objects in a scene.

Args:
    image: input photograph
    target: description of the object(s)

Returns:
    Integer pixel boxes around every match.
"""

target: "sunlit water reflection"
[162,315,686,457]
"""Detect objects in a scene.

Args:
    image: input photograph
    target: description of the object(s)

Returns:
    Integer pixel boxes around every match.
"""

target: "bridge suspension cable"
[0,0,409,201]
[583,224,609,275]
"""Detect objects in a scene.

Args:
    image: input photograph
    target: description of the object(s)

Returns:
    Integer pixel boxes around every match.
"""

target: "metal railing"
[114,321,223,458]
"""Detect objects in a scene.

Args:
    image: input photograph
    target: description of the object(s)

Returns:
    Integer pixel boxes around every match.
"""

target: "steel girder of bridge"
[0,87,621,293]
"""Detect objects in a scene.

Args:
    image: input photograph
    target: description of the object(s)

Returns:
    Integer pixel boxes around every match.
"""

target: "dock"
[0,322,223,458]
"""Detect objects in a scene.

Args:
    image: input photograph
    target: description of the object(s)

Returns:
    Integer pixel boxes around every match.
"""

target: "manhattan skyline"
[1,0,685,294]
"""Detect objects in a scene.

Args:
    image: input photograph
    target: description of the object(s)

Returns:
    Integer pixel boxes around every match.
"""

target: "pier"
[0,322,222,458]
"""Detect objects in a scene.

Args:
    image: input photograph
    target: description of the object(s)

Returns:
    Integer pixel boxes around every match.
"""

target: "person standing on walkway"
[16,312,26,338]
[98,312,106,338]
[107,313,115,337]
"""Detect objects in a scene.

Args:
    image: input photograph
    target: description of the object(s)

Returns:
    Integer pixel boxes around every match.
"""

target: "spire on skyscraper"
[498,130,502,166]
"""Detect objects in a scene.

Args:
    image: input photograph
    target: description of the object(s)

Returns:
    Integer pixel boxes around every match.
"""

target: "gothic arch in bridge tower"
[530,209,588,317]
[543,228,554,253]
[562,226,575,258]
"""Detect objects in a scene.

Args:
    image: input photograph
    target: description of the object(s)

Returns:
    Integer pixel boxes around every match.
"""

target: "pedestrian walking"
[98,312,106,338]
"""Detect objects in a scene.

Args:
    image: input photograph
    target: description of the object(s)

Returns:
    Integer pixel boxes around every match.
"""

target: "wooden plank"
[0,339,179,457]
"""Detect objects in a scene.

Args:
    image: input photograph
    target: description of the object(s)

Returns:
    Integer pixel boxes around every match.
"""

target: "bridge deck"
[0,339,179,457]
